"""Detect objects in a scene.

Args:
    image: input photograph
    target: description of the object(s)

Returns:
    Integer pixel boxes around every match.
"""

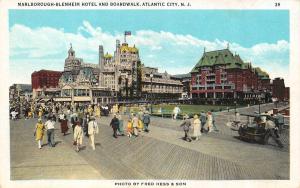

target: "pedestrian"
[264,117,284,148]
[126,119,133,138]
[73,121,83,152]
[200,111,206,133]
[28,110,33,119]
[138,118,144,132]
[71,116,78,133]
[11,110,18,120]
[173,105,181,120]
[110,114,119,138]
[58,112,64,122]
[275,112,284,134]
[88,116,99,150]
[45,116,56,147]
[34,118,45,149]
[60,115,69,136]
[138,109,144,120]
[82,113,89,137]
[143,111,151,132]
[95,105,101,118]
[211,110,219,132]
[192,114,201,140]
[132,114,139,137]
[206,111,213,133]
[180,114,192,142]
[117,114,125,136]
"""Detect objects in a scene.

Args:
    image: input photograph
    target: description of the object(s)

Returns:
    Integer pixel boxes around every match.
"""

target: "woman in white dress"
[192,114,201,140]
[73,122,83,152]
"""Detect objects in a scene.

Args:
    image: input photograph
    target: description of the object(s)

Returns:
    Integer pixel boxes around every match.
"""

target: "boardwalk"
[10,103,289,180]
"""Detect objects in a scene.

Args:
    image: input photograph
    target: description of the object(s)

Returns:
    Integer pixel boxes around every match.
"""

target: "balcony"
[143,77,182,85]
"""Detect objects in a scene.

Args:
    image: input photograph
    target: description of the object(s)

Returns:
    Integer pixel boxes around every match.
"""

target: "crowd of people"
[11,99,285,150]
[179,111,218,142]
[11,99,155,151]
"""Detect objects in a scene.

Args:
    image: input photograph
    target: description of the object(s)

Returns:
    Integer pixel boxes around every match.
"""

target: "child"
[126,119,133,138]
[73,122,83,152]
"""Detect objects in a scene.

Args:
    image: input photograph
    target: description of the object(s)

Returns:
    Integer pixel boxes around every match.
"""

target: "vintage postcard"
[1,0,300,188]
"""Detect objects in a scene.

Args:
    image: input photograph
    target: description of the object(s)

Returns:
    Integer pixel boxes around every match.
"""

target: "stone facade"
[56,45,113,104]
[99,40,183,99]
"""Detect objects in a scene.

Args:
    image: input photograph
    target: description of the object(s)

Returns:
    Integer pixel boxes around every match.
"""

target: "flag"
[125,31,131,36]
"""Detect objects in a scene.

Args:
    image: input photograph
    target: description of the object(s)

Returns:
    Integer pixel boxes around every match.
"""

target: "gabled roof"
[191,48,246,72]
[254,67,270,79]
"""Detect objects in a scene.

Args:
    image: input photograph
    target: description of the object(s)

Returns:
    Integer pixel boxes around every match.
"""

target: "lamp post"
[125,74,128,101]
[150,73,153,114]
[258,94,261,114]
[234,100,237,121]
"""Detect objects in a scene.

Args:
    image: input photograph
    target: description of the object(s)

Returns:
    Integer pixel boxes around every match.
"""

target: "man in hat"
[110,114,119,138]
[265,116,284,148]
[143,111,151,132]
[200,111,206,133]
[88,116,99,150]
[180,114,192,142]
[45,116,56,147]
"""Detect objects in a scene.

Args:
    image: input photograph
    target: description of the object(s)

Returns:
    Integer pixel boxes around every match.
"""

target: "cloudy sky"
[9,10,290,86]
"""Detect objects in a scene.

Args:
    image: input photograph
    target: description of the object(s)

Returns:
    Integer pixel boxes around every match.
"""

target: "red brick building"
[271,77,289,101]
[31,70,62,98]
[190,48,271,103]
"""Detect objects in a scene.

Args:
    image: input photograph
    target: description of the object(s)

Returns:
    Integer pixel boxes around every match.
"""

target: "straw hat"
[193,114,198,119]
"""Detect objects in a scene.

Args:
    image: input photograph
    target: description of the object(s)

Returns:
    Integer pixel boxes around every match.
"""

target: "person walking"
[95,105,101,118]
[11,110,18,120]
[126,119,133,138]
[82,113,89,137]
[73,121,83,152]
[143,111,151,132]
[45,116,56,147]
[200,111,206,133]
[110,114,119,138]
[206,111,213,133]
[173,105,181,120]
[88,116,99,150]
[60,115,68,136]
[132,114,139,137]
[180,114,192,142]
[192,114,201,140]
[211,110,219,132]
[117,114,125,136]
[264,117,284,148]
[34,118,45,149]
[275,112,284,134]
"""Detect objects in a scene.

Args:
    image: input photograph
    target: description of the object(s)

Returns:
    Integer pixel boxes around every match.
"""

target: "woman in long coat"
[35,118,45,149]
[60,115,69,136]
[192,114,201,140]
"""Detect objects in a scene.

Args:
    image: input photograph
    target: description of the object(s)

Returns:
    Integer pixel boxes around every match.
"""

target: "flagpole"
[124,32,126,43]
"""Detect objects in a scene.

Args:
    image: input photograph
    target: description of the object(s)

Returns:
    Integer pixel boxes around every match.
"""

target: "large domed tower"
[64,43,82,72]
